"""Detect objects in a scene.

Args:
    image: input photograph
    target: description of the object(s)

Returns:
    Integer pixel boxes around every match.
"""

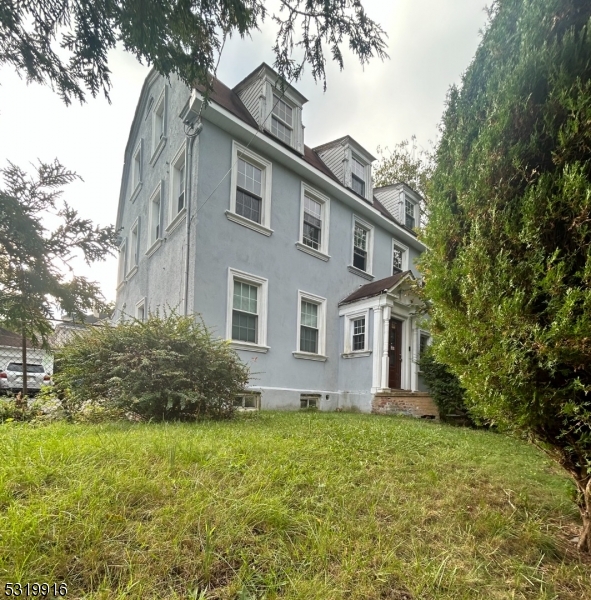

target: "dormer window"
[405,197,416,229]
[271,95,293,145]
[351,156,366,197]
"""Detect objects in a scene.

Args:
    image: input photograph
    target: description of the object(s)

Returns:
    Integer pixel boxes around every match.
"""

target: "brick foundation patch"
[372,392,439,419]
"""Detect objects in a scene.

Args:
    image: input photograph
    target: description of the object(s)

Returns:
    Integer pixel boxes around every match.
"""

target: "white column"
[372,306,383,391]
[380,306,391,390]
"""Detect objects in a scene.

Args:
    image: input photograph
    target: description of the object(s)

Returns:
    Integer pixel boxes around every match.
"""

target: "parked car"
[0,362,52,394]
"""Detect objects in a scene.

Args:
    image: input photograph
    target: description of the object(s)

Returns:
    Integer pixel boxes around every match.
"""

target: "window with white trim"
[228,142,273,235]
[419,332,430,357]
[148,184,162,248]
[136,298,146,322]
[392,240,408,274]
[129,218,140,271]
[405,197,416,229]
[297,184,330,259]
[237,158,262,223]
[227,268,268,350]
[343,309,370,354]
[352,318,366,351]
[170,144,186,223]
[351,156,366,197]
[117,240,127,286]
[300,394,320,409]
[131,142,142,194]
[352,217,373,274]
[151,89,166,158]
[271,95,293,145]
[295,291,326,359]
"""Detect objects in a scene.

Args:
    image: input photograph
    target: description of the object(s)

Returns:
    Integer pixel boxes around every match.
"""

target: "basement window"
[300,394,320,409]
[234,393,261,410]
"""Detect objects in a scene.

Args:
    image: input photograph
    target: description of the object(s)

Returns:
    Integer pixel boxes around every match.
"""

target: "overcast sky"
[0,0,488,304]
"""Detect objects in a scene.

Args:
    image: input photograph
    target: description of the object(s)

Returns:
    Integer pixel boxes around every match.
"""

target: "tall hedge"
[422,0,591,551]
[54,313,250,421]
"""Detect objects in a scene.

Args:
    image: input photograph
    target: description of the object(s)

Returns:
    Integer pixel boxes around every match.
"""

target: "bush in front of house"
[53,312,250,421]
[418,348,474,426]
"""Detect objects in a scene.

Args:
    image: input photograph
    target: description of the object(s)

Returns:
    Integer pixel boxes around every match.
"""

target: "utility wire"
[191,58,307,222]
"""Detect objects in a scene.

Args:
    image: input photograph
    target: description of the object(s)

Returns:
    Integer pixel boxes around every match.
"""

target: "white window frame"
[117,239,127,289]
[293,290,327,362]
[270,94,294,146]
[150,88,167,164]
[342,308,371,357]
[167,142,187,233]
[128,217,140,278]
[404,195,417,230]
[392,239,409,274]
[135,297,147,322]
[146,181,163,256]
[296,183,330,261]
[349,215,374,278]
[226,141,273,236]
[417,330,431,365]
[350,154,369,198]
[130,140,142,201]
[226,268,269,352]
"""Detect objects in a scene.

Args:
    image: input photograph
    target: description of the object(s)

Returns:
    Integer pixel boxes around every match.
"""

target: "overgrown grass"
[0,412,589,599]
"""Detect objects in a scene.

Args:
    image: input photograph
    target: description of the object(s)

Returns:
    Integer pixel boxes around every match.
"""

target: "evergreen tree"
[1,0,388,105]
[423,0,591,551]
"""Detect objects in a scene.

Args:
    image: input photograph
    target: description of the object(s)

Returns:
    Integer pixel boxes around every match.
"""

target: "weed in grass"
[0,414,590,599]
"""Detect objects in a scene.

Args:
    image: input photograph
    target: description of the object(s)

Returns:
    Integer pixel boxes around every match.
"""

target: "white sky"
[0,0,488,303]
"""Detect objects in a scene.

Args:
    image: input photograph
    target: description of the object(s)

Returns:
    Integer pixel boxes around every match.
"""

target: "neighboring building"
[113,63,437,416]
[50,312,111,348]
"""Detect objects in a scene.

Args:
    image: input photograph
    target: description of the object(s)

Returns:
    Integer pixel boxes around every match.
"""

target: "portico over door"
[388,318,403,389]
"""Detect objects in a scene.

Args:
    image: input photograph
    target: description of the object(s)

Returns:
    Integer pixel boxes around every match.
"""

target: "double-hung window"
[342,309,370,356]
[294,291,327,360]
[303,197,322,250]
[227,268,268,351]
[351,156,366,197]
[353,224,368,271]
[297,183,330,259]
[147,183,163,254]
[352,318,366,350]
[168,143,186,230]
[151,88,166,163]
[136,298,147,322]
[392,240,408,274]
[270,95,293,145]
[300,301,319,353]
[350,217,374,277]
[117,240,127,288]
[232,281,258,343]
[131,141,142,200]
[405,197,416,229]
[129,218,140,275]
[228,142,273,235]
[236,158,262,224]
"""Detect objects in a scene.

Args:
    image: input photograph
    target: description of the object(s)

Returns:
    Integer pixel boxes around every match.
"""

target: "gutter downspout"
[182,118,203,316]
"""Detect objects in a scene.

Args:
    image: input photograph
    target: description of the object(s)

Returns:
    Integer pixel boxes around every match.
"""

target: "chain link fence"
[0,317,106,396]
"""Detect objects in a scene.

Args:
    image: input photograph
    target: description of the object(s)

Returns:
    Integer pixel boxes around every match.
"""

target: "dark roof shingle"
[339,271,412,305]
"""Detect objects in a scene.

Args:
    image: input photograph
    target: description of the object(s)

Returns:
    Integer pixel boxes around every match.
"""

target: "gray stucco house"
[114,64,437,416]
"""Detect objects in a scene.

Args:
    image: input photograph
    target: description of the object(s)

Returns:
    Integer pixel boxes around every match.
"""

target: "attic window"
[351,156,366,197]
[271,95,293,145]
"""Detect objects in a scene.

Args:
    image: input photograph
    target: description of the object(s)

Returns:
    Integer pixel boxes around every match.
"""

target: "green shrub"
[54,313,250,421]
[418,350,473,426]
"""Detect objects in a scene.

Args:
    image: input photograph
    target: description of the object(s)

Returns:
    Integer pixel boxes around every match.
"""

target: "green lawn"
[0,412,589,599]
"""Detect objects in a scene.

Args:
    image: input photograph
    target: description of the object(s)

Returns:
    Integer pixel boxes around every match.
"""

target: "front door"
[388,318,403,389]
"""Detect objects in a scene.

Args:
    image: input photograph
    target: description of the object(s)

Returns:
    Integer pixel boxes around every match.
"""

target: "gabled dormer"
[313,136,376,204]
[233,63,307,154]
[374,182,422,230]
